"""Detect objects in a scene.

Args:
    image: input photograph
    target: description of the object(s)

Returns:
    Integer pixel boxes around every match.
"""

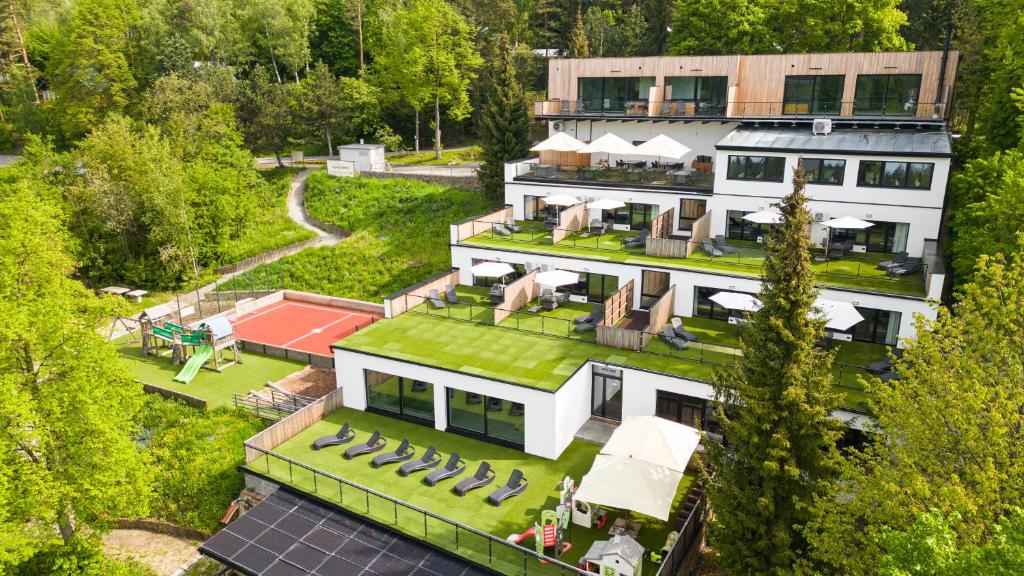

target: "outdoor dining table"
[609,516,643,539]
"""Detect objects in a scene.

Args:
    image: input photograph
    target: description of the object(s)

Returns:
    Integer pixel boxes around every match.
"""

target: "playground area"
[232,298,381,357]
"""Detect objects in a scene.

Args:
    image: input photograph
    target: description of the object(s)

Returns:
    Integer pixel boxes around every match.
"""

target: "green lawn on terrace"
[388,146,481,165]
[461,221,926,297]
[114,336,305,408]
[247,407,695,575]
[219,173,495,301]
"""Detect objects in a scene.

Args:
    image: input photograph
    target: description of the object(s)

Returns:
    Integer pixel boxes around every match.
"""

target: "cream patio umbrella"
[742,210,784,225]
[633,134,692,165]
[534,269,580,288]
[812,297,865,331]
[708,291,762,312]
[822,217,874,255]
[470,261,515,279]
[573,454,684,522]
[529,131,586,152]
[579,133,639,166]
[600,416,701,474]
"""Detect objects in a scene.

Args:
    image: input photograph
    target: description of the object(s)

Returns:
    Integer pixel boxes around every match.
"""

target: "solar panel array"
[201,488,494,576]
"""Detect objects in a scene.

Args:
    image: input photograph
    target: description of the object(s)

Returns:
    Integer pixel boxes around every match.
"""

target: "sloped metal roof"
[717,128,953,157]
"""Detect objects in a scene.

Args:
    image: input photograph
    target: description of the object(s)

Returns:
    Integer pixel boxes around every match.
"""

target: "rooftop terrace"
[460,221,927,297]
[245,407,697,575]
[338,287,884,412]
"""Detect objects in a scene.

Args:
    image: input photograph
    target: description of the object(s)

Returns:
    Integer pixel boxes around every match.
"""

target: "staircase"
[233,389,317,421]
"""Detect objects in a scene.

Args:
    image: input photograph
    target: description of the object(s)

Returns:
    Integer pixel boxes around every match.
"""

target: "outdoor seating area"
[246,407,698,574]
[521,163,716,191]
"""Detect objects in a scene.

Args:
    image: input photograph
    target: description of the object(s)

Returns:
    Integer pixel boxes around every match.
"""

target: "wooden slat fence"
[551,203,588,244]
[452,207,512,242]
[687,211,713,257]
[596,324,647,351]
[647,237,690,259]
[646,286,676,336]
[650,208,675,239]
[384,269,461,317]
[494,269,538,325]
[214,237,323,275]
[244,387,345,463]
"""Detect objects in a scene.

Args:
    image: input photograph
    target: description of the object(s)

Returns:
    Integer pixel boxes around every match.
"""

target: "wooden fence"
[551,203,588,244]
[596,324,647,351]
[650,207,676,239]
[538,150,590,167]
[646,286,676,335]
[214,237,323,275]
[601,280,634,327]
[494,269,538,325]
[115,518,211,540]
[384,268,461,317]
[142,383,207,410]
[688,211,712,256]
[244,387,345,463]
[452,206,513,242]
[647,237,691,259]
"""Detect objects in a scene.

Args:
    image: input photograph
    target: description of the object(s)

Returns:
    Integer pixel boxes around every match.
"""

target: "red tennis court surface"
[232,300,381,357]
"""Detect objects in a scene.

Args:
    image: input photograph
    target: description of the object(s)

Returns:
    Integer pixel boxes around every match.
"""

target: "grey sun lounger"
[371,438,416,468]
[311,422,355,450]
[661,325,689,350]
[701,238,722,257]
[453,461,496,496]
[425,452,466,486]
[344,430,386,459]
[671,317,697,341]
[713,235,738,254]
[445,284,460,304]
[492,222,512,236]
[623,229,648,248]
[505,218,523,233]
[574,304,603,325]
[428,289,445,309]
[575,322,596,334]
[398,445,442,476]
[487,469,528,506]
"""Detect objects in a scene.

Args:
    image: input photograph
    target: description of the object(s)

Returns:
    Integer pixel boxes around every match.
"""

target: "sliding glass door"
[446,389,525,447]
[365,370,435,424]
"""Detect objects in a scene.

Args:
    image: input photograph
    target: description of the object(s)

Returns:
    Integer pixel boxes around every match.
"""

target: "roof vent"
[812,118,833,136]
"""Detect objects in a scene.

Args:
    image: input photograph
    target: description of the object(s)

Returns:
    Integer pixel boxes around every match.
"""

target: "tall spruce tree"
[568,7,589,58]
[702,164,844,574]
[478,38,529,200]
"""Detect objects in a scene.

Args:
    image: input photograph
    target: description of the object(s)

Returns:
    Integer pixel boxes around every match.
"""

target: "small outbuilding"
[337,143,386,173]
[579,534,645,576]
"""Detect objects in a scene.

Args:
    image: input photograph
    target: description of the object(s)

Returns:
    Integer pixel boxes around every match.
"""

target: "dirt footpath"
[103,529,200,576]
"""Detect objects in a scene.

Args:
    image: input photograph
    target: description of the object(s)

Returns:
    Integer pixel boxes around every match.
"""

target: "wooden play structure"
[139,308,241,383]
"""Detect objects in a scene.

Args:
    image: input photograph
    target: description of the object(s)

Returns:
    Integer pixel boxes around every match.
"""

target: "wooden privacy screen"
[453,206,513,242]
[552,203,588,243]
[647,237,690,259]
[650,208,675,239]
[601,280,634,327]
[645,286,676,336]
[244,387,345,463]
[385,269,461,317]
[687,211,712,256]
[596,324,647,351]
[494,269,538,325]
[538,150,590,167]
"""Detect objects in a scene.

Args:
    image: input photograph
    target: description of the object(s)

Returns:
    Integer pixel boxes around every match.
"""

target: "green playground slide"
[173,344,213,384]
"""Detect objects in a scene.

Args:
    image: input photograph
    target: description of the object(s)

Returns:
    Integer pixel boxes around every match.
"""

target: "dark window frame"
[857,160,934,189]
[802,158,847,186]
[726,155,787,183]
[655,390,707,430]
[782,75,845,115]
[364,370,436,426]
[445,388,525,449]
[853,74,922,116]
[678,198,707,232]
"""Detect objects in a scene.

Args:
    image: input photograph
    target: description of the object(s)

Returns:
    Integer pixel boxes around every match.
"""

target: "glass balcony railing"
[534,99,946,120]
[517,162,715,191]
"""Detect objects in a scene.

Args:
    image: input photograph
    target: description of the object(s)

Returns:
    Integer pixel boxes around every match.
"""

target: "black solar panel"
[200,486,498,576]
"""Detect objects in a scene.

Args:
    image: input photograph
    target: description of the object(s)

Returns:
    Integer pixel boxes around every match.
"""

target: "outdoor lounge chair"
[670,317,697,341]
[575,321,596,334]
[713,235,738,254]
[487,469,529,506]
[453,461,496,496]
[344,430,386,459]
[399,445,442,476]
[574,304,603,325]
[701,239,722,257]
[661,325,689,350]
[541,288,559,311]
[505,218,523,233]
[445,284,460,304]
[371,438,416,468]
[623,229,649,249]
[888,259,921,276]
[489,283,505,305]
[428,289,445,309]
[425,452,466,486]
[866,349,904,374]
[877,252,909,271]
[311,423,355,450]
[492,222,512,236]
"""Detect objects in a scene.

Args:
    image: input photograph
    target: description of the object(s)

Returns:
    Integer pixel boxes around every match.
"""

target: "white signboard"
[327,160,356,177]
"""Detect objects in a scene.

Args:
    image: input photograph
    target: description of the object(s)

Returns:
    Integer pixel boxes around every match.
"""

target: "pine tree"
[478,38,530,201]
[568,7,589,58]
[702,164,844,574]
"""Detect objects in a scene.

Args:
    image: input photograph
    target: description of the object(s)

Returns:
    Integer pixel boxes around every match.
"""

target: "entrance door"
[591,366,623,421]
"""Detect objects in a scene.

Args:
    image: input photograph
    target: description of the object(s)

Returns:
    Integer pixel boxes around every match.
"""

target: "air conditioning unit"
[552,121,564,131]
[812,118,833,135]
[813,212,828,222]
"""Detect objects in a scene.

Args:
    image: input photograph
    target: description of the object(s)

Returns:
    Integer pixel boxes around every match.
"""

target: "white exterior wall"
[451,244,935,343]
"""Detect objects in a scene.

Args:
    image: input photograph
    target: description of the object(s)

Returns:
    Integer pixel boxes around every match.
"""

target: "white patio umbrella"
[470,261,515,280]
[633,134,692,163]
[742,210,784,225]
[822,217,874,252]
[586,198,626,211]
[541,194,582,207]
[812,297,865,331]
[579,133,639,167]
[600,416,700,474]
[574,454,683,521]
[534,269,579,288]
[530,131,586,152]
[709,291,762,312]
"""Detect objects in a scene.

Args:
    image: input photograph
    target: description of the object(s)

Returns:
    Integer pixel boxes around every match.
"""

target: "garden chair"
[660,325,689,350]
[428,289,445,309]
[398,445,442,476]
[487,469,529,506]
[701,239,722,257]
[574,304,603,325]
[344,430,386,460]
[444,284,460,304]
[311,423,355,450]
[670,317,697,341]
[453,461,496,496]
[623,229,649,249]
[424,453,466,486]
[713,235,738,254]
[371,438,416,468]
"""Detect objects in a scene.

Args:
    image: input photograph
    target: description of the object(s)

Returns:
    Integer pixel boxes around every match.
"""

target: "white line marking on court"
[280,314,354,348]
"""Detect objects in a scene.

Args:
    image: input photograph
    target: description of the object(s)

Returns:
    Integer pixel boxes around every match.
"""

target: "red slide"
[509,525,537,544]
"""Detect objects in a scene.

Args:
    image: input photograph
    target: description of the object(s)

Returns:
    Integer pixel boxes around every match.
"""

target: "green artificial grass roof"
[246,407,695,574]
[460,225,926,298]
[114,337,305,408]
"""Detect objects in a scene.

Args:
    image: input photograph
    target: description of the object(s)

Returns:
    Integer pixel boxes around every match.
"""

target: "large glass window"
[854,74,921,116]
[577,77,656,113]
[640,270,671,309]
[783,75,844,115]
[655,390,706,429]
[726,155,787,182]
[365,370,434,424]
[726,210,771,241]
[612,203,657,229]
[829,220,903,253]
[591,365,623,421]
[857,161,933,189]
[566,272,619,303]
[446,389,525,447]
[694,286,757,321]
[678,198,707,232]
[665,76,728,115]
[802,158,846,185]
[851,308,901,346]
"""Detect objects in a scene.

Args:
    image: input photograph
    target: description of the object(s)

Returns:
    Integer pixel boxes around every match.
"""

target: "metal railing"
[535,99,946,120]
[519,163,715,190]
[245,443,590,576]
[233,390,318,421]
[655,493,707,576]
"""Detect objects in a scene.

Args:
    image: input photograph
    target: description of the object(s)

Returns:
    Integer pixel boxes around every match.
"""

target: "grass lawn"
[248,407,695,575]
[114,337,305,408]
[462,222,926,297]
[388,146,482,165]
[221,173,495,301]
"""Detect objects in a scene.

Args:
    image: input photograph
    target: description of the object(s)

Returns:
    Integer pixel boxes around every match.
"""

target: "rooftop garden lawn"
[114,336,305,408]
[388,145,482,165]
[247,407,695,575]
[460,222,926,297]
[219,173,495,301]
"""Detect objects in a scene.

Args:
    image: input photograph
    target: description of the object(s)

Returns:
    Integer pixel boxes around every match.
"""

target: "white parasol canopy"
[633,134,692,160]
[586,198,627,211]
[535,270,579,287]
[579,133,638,156]
[709,291,762,312]
[742,210,784,225]
[541,194,581,207]
[600,416,700,474]
[530,131,586,152]
[822,217,874,230]
[574,454,683,521]
[812,297,865,331]
[470,261,515,278]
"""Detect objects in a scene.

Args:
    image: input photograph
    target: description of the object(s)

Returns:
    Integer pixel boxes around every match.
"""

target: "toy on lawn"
[566,475,608,530]
[506,477,576,560]
[644,531,678,565]
[579,534,645,576]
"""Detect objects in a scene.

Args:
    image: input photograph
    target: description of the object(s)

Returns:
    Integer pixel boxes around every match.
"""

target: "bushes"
[223,173,495,300]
